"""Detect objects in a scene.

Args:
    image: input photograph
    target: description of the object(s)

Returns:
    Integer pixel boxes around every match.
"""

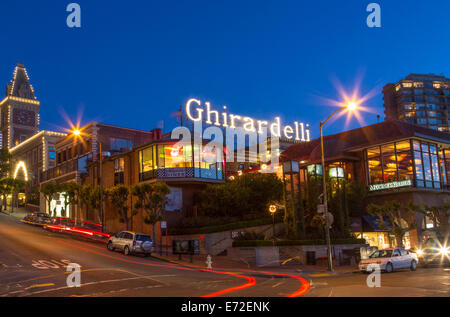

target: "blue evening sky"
[0,0,449,139]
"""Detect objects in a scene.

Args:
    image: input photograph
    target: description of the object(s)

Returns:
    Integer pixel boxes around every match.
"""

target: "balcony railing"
[139,167,222,182]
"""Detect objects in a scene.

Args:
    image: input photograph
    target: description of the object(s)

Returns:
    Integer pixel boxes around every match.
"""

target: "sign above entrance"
[369,179,412,191]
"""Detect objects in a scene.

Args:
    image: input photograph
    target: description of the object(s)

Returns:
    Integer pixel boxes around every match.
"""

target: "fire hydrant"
[206,254,213,269]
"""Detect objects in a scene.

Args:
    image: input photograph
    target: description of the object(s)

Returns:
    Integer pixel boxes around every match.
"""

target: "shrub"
[199,173,283,218]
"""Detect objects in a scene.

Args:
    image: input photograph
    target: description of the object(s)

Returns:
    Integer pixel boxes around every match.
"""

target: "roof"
[9,130,67,153]
[280,120,450,164]
[6,63,36,100]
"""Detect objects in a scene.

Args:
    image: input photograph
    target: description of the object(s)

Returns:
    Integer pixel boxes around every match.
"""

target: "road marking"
[310,273,330,277]
[25,283,55,290]
[272,282,284,288]
[24,276,167,296]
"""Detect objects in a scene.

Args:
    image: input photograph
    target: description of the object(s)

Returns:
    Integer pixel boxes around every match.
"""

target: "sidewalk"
[150,252,359,277]
[0,206,30,220]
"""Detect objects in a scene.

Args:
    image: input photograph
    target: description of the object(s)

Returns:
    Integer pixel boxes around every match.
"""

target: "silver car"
[359,248,419,273]
[107,231,153,256]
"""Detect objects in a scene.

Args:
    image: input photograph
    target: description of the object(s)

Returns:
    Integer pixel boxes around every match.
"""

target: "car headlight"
[416,249,424,256]
[439,247,449,255]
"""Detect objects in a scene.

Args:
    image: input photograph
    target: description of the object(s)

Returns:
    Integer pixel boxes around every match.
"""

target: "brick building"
[40,121,160,217]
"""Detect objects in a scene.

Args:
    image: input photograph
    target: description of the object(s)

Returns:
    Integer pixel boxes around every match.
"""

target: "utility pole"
[320,122,333,272]
[99,141,104,232]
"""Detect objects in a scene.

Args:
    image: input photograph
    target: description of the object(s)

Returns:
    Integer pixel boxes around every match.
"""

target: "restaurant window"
[367,141,414,186]
[381,143,396,183]
[306,164,322,176]
[395,141,413,181]
[367,146,382,184]
[413,140,442,189]
[114,158,125,185]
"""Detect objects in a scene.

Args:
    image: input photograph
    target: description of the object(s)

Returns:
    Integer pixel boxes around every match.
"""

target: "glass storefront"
[138,143,223,181]
[366,139,449,190]
[367,140,413,185]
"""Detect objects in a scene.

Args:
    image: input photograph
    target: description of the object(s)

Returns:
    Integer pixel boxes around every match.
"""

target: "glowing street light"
[319,100,359,272]
[269,204,277,240]
[72,128,81,136]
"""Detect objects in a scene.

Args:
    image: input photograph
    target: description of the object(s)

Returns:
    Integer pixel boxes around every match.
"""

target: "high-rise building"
[383,73,450,133]
[0,63,40,149]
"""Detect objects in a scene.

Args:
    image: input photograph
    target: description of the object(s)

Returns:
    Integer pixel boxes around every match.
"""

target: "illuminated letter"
[222,106,229,127]
[229,114,241,128]
[66,3,81,28]
[283,125,294,139]
[305,124,310,141]
[300,122,305,141]
[294,122,301,141]
[257,120,268,134]
[243,117,256,132]
[270,117,281,137]
[205,102,220,126]
[185,98,203,122]
[366,3,381,28]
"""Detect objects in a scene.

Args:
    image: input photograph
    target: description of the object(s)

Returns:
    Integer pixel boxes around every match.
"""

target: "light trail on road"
[57,240,257,297]
[57,239,310,297]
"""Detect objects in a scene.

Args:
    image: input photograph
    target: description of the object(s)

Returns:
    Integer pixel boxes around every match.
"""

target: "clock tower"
[0,63,40,149]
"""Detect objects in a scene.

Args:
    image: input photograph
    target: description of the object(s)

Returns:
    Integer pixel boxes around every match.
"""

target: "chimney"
[150,128,162,140]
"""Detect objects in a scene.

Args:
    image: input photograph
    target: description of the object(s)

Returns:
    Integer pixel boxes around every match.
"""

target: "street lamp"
[320,101,358,272]
[269,204,277,240]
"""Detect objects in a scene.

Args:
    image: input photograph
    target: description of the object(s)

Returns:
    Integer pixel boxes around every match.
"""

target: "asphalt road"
[0,213,307,297]
[0,212,448,298]
[304,266,450,297]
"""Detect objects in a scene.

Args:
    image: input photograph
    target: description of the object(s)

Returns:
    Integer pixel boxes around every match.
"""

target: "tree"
[40,182,58,217]
[0,178,27,213]
[132,183,153,231]
[367,200,421,248]
[143,182,171,244]
[422,203,450,234]
[79,184,94,221]
[107,185,132,230]
[91,185,104,225]
[0,149,12,177]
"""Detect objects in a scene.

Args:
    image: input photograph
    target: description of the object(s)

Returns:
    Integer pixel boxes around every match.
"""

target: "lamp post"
[71,128,104,232]
[320,101,357,272]
[269,204,277,240]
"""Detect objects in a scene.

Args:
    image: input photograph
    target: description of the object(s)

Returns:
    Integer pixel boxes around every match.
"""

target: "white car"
[359,248,418,273]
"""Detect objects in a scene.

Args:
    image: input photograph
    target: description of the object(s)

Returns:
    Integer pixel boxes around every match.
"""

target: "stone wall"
[228,244,368,267]
[162,222,284,256]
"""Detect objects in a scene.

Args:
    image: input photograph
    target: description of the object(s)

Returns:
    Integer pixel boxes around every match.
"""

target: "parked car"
[358,248,418,273]
[416,235,450,267]
[23,212,52,225]
[107,231,153,256]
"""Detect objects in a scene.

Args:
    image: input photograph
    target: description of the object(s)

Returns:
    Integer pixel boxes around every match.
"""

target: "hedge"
[168,216,282,235]
[232,238,366,247]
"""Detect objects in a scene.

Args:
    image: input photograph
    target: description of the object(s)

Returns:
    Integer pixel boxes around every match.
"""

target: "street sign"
[317,204,325,215]
[161,221,167,229]
[325,212,334,228]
